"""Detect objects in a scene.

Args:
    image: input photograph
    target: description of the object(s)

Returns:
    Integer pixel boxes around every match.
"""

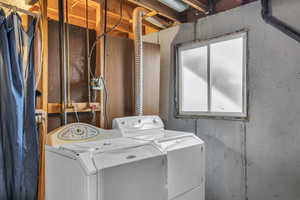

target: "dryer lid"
[131,129,195,141]
[156,135,204,151]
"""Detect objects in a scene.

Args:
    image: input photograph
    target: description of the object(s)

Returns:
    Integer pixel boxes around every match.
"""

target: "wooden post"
[95,3,105,128]
[38,0,48,199]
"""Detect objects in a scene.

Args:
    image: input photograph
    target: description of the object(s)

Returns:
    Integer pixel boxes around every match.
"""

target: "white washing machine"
[113,116,205,200]
[46,123,168,200]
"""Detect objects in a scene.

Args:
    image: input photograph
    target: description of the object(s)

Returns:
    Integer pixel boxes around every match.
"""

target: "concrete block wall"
[144,1,300,200]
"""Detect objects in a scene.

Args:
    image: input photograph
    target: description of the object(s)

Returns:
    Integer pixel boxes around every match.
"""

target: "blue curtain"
[0,9,39,200]
[0,9,9,200]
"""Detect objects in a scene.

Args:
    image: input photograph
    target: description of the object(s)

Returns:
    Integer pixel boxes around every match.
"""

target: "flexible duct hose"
[133,7,148,116]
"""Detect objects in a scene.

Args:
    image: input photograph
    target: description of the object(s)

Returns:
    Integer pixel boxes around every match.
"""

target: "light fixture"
[158,0,189,12]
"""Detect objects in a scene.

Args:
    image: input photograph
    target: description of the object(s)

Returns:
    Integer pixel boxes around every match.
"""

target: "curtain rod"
[0,2,40,18]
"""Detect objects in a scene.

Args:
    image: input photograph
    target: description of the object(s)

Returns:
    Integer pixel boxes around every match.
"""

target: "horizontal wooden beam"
[106,13,132,33]
[76,0,100,8]
[44,5,159,34]
[32,0,161,35]
[47,8,134,33]
[47,7,96,29]
[127,0,182,23]
[108,10,162,30]
[182,0,208,13]
[48,103,101,114]
[90,0,162,32]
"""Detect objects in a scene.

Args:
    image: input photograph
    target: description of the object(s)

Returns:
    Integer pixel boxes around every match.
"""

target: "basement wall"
[47,20,96,131]
[143,1,300,200]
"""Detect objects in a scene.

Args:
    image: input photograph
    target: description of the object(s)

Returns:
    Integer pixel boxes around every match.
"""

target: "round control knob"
[75,128,84,135]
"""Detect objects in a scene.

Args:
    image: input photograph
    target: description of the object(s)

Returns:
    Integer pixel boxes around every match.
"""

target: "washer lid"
[60,138,165,174]
[59,137,149,154]
[92,144,164,169]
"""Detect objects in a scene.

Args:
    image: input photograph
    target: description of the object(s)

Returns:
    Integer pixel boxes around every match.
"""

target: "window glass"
[177,32,247,117]
[180,46,208,112]
[210,38,244,113]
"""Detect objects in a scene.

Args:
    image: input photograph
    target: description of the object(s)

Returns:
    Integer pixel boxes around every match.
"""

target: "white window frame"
[175,31,248,119]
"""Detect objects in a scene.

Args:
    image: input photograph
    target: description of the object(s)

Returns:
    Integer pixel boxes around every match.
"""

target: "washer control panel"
[57,123,99,141]
[47,123,122,146]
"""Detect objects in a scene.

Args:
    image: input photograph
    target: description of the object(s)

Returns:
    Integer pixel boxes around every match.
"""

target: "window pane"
[180,46,208,112]
[210,37,244,113]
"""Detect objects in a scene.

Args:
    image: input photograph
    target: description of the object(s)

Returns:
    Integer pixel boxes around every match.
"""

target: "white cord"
[101,77,109,127]
[72,103,80,122]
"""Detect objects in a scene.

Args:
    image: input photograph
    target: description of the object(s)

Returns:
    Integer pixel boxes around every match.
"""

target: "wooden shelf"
[48,102,101,114]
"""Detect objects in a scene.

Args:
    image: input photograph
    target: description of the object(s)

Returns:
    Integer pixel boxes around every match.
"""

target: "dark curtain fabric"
[23,16,39,200]
[0,9,39,200]
[0,9,9,200]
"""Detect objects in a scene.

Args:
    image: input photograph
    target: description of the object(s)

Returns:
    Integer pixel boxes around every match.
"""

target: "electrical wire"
[88,0,123,63]
[86,0,91,104]
[102,77,109,128]
[73,103,80,123]
[66,0,71,106]
[88,0,123,127]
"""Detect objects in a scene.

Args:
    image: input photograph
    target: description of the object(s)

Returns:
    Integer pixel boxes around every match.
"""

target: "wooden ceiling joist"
[31,0,164,37]
[47,7,97,29]
[106,15,132,33]
[182,0,208,13]
[127,0,183,24]
[37,0,161,34]
[108,10,162,30]
[93,0,163,30]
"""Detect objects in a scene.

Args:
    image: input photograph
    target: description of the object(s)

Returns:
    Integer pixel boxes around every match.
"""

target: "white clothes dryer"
[113,116,205,200]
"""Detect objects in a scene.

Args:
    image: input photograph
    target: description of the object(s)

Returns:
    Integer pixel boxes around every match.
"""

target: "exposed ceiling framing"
[127,0,183,23]
[6,0,257,38]
[182,0,208,13]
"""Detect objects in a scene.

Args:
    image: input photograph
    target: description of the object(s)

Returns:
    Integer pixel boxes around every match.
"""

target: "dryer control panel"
[113,115,164,134]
